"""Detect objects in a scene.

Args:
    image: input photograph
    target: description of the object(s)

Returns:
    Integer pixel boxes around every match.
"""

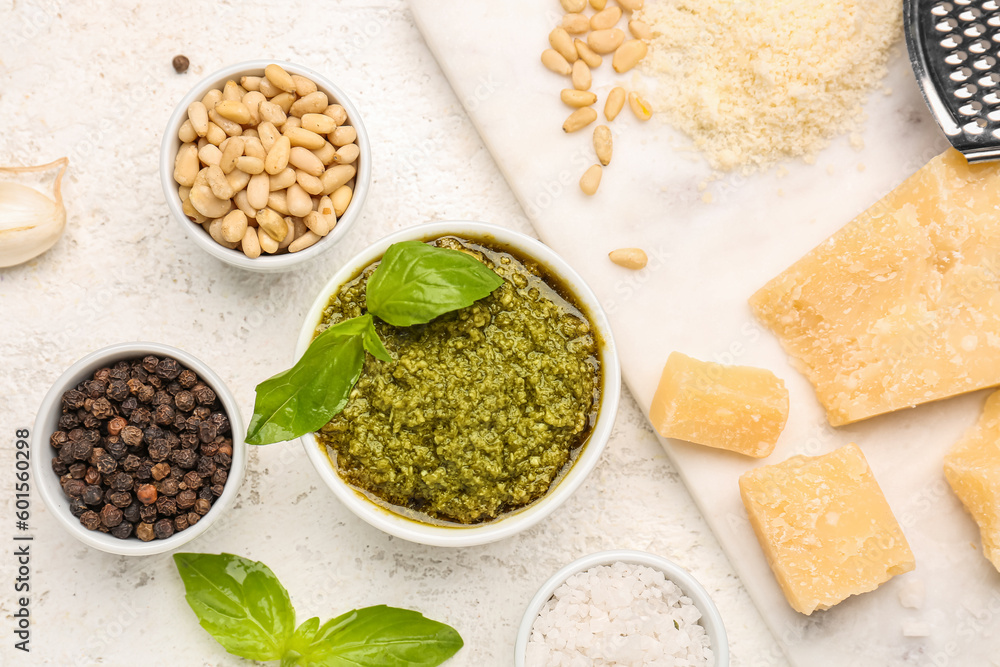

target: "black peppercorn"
[211,469,228,486]
[91,397,114,420]
[159,478,180,496]
[214,452,232,469]
[50,430,69,449]
[69,497,88,517]
[208,411,230,435]
[155,496,177,517]
[120,425,143,448]
[197,457,217,478]
[174,515,190,532]
[105,439,127,460]
[107,379,129,402]
[172,54,190,74]
[111,522,133,540]
[62,478,85,498]
[51,458,69,476]
[150,462,171,480]
[85,379,107,399]
[191,384,216,406]
[123,501,142,524]
[129,406,151,428]
[148,439,170,462]
[154,404,175,426]
[80,511,101,530]
[211,484,224,497]
[119,395,138,417]
[197,421,218,444]
[69,462,87,479]
[100,504,123,528]
[82,485,103,505]
[197,486,213,501]
[156,358,181,380]
[110,491,132,508]
[194,498,212,516]
[62,389,86,410]
[172,448,198,469]
[153,518,175,539]
[110,472,133,491]
[122,454,141,472]
[142,356,159,373]
[91,449,117,475]
[174,390,195,413]
[186,511,200,527]
[58,412,80,430]
[136,522,155,542]
[84,467,101,486]
[182,471,203,490]
[176,489,197,509]
[136,484,158,505]
[180,431,200,449]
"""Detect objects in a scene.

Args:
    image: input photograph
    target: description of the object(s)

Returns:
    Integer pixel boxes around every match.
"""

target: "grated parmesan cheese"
[637,0,901,171]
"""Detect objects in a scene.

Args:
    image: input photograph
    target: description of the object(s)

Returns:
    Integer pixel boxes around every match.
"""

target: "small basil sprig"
[174,553,464,667]
[246,314,390,446]
[247,241,503,445]
[366,240,504,326]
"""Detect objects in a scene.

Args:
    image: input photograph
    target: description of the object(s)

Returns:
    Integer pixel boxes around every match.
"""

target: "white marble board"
[410,1,1000,664]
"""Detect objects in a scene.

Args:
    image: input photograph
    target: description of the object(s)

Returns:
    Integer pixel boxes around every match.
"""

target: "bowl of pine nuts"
[160,60,371,272]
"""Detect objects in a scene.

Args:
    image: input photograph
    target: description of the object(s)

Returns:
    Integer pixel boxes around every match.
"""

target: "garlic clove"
[0,157,68,268]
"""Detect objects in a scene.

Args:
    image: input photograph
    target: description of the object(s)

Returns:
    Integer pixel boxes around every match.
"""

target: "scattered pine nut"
[561,13,590,34]
[613,40,648,73]
[605,87,626,121]
[589,0,606,8]
[542,49,573,76]
[580,164,602,195]
[628,91,653,121]
[563,107,598,133]
[572,60,592,91]
[549,28,578,63]
[618,0,644,10]
[561,89,598,108]
[609,248,648,269]
[561,0,586,11]
[590,6,622,30]
[574,39,603,68]
[587,29,625,55]
[628,19,652,40]
[594,126,612,166]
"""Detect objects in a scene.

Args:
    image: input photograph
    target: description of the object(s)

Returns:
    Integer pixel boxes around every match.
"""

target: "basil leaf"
[173,553,295,662]
[282,617,322,667]
[246,314,385,445]
[295,605,464,667]
[366,241,504,326]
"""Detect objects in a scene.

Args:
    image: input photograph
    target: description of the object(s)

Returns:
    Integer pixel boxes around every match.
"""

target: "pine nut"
[329,126,357,147]
[242,226,261,258]
[323,104,348,126]
[605,87,626,121]
[296,169,325,196]
[286,183,313,217]
[208,218,238,249]
[628,19,652,40]
[258,121,280,152]
[289,231,321,253]
[563,107,598,133]
[283,116,302,131]
[580,164,602,195]
[258,76,280,98]
[240,75,261,92]
[235,156,265,175]
[294,216,309,241]
[207,165,235,199]
[271,92,296,114]
[178,186,191,201]
[289,91,329,117]
[609,248,647,269]
[182,196,208,224]
[173,143,199,187]
[209,109,243,137]
[269,168,297,191]
[575,39,603,68]
[542,49,573,76]
[333,144,360,165]
[267,190,290,216]
[562,13,589,34]
[561,89,598,108]
[572,60,591,91]
[178,119,197,143]
[312,142,337,166]
[223,80,243,102]
[628,91,653,120]
[264,64,296,93]
[205,122,226,146]
[189,184,233,218]
[243,137,267,160]
[247,172,271,210]
[197,137,208,150]
[264,136,291,174]
[220,136,244,174]
[289,146,325,176]
[255,207,287,242]
[588,29,625,55]
[549,28,578,63]
[278,217,297,250]
[242,91,266,125]
[291,74,317,96]
[302,113,337,135]
[590,6,621,30]
[593,125,613,166]
[332,185,353,217]
[259,101,287,126]
[285,127,326,150]
[202,88,222,108]
[220,209,248,243]
[214,100,249,127]
[561,0,586,11]
[613,40,648,73]
[194,167,209,188]
[234,190,257,219]
[187,101,209,137]
[321,165,356,195]
[305,210,332,236]
[198,143,223,167]
[590,0,606,8]
[226,169,251,193]
[242,128,259,139]
[618,0,643,9]
[258,223,280,254]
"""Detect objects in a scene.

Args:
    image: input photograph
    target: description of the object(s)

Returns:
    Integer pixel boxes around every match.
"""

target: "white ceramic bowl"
[32,342,248,556]
[159,60,371,272]
[297,221,621,547]
[515,550,730,667]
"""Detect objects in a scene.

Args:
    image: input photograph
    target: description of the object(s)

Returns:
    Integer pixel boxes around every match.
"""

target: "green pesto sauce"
[314,236,601,525]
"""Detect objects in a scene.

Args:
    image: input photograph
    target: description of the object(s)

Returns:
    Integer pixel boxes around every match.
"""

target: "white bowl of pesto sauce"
[296,221,621,547]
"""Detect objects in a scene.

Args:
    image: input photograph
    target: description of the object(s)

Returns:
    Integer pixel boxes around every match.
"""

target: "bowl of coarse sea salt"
[515,549,729,667]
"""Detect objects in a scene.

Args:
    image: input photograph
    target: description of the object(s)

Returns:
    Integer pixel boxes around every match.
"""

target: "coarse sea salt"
[525,561,713,667]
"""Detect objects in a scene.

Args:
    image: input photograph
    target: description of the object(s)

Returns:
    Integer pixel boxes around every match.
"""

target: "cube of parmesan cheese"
[648,352,788,458]
[944,389,1000,573]
[739,443,915,615]
[750,149,1000,426]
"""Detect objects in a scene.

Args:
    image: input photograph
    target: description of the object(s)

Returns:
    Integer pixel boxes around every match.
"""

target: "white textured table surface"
[0,1,779,665]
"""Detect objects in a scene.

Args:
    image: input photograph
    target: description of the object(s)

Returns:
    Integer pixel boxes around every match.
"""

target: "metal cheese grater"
[906,0,1000,161]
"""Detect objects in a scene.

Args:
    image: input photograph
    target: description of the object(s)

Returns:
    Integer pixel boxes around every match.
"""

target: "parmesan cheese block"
[648,351,788,458]
[739,443,915,615]
[750,149,1000,426]
[944,389,1000,573]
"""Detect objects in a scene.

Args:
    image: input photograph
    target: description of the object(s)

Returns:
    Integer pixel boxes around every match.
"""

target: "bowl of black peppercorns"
[32,342,247,555]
